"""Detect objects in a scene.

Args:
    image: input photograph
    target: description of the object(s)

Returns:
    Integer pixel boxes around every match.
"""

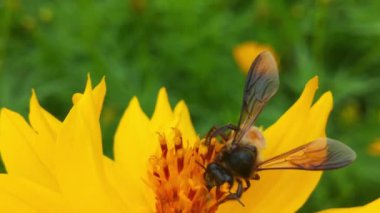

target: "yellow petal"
[55,86,124,212]
[320,198,380,213]
[92,77,106,118]
[0,174,65,212]
[151,88,174,131]
[72,93,82,104]
[0,108,58,190]
[151,88,183,150]
[113,97,156,212]
[173,100,199,146]
[262,76,319,158]
[220,76,334,213]
[28,90,61,175]
[72,75,93,104]
[29,90,61,136]
[305,91,333,140]
[72,76,106,119]
[103,157,133,210]
[0,193,38,213]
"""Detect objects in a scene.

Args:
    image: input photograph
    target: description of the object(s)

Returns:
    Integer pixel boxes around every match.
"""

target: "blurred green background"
[1,0,380,211]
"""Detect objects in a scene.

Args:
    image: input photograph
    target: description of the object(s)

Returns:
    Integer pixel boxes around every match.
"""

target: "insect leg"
[205,126,217,146]
[251,173,260,180]
[219,179,245,206]
[205,124,238,146]
[243,178,251,191]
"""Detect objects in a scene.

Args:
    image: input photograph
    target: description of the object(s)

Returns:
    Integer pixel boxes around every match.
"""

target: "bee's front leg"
[205,124,238,146]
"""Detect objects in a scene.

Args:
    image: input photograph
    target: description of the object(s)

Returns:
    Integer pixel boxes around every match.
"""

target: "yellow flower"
[233,41,278,74]
[368,138,380,156]
[0,75,334,212]
[320,198,380,213]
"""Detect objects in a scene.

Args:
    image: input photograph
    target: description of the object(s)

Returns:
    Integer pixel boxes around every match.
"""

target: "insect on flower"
[202,51,356,206]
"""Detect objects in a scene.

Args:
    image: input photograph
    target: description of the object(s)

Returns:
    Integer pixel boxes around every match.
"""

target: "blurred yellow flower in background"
[233,41,278,73]
[368,138,380,156]
[320,198,380,213]
[0,76,362,212]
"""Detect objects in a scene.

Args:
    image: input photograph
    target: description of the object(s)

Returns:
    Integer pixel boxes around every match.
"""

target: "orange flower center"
[148,128,229,212]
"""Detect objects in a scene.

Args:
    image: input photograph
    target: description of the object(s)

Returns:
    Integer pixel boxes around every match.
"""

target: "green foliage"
[1,0,380,211]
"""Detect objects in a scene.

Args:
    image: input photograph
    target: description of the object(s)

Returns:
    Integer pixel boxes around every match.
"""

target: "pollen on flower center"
[148,128,229,213]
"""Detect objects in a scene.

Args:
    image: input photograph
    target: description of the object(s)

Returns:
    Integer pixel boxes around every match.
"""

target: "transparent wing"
[233,51,279,144]
[257,138,356,171]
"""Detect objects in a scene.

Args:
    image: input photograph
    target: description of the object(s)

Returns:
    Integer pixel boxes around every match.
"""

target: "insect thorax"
[218,145,258,179]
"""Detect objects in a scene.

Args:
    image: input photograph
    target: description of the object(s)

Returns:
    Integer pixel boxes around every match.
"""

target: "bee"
[202,51,356,206]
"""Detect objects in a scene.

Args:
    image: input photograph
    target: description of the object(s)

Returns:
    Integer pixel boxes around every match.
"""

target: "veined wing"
[234,51,279,144]
[257,138,356,171]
